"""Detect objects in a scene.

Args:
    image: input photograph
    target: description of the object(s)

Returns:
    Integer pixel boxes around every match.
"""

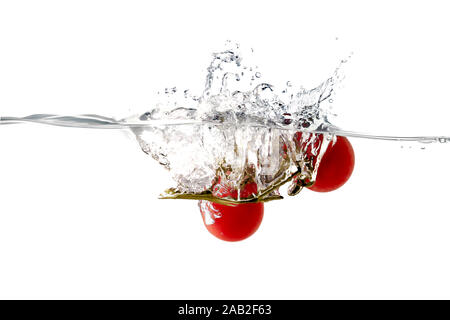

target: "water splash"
[1,44,449,204]
[127,44,341,201]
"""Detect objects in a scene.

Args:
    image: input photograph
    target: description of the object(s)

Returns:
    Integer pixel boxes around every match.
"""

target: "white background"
[1,0,450,299]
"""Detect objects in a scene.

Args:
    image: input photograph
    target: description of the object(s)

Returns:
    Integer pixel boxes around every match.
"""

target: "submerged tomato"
[308,135,355,192]
[199,182,264,242]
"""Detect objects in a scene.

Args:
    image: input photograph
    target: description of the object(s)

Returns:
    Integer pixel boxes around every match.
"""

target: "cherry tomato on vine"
[199,181,264,242]
[307,135,355,192]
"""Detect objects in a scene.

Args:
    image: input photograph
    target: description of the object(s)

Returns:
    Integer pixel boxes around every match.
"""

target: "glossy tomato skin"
[199,201,264,242]
[308,136,355,192]
[199,181,264,242]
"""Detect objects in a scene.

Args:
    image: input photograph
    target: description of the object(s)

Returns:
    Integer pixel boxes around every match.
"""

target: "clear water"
[1,43,449,204]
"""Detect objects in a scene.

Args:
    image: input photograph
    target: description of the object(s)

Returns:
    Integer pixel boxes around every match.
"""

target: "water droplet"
[255,72,261,78]
[282,113,292,125]
[286,81,292,87]
[165,87,177,94]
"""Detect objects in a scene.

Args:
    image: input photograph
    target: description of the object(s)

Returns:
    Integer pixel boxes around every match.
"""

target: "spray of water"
[1,43,449,203]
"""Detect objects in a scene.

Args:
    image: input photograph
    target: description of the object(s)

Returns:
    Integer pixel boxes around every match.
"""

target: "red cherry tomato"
[199,182,264,242]
[308,135,355,192]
